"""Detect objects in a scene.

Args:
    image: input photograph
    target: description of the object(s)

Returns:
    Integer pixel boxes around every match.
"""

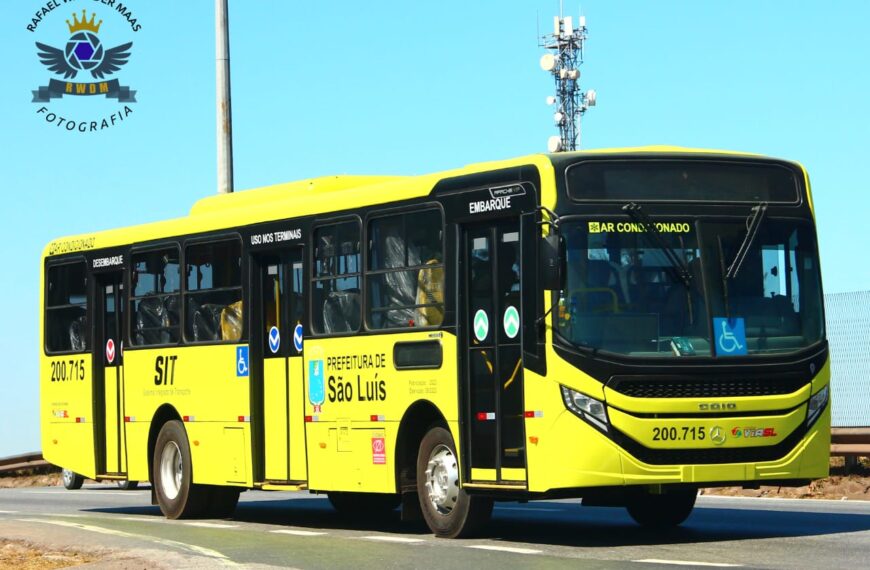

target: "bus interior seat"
[220,301,243,341]
[136,296,171,345]
[190,302,223,341]
[164,295,180,331]
[323,290,361,333]
[416,261,444,326]
[68,315,87,351]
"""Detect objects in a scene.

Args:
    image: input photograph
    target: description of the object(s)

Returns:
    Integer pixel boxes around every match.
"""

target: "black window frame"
[364,205,445,331]
[310,216,362,336]
[128,243,182,348]
[182,235,246,345]
[44,258,90,355]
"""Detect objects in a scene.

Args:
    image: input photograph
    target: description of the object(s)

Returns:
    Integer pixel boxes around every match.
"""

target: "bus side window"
[312,221,361,334]
[45,261,89,353]
[184,239,244,342]
[130,247,181,346]
[366,209,444,330]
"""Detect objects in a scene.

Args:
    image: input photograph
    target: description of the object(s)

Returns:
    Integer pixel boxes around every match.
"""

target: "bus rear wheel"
[625,487,697,527]
[416,426,492,538]
[153,420,208,519]
[62,468,84,490]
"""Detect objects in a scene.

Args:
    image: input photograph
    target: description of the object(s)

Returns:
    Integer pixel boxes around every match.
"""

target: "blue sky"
[1,1,868,456]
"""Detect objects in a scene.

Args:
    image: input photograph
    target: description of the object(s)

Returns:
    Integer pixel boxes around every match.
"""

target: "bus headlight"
[561,385,609,432]
[806,385,829,427]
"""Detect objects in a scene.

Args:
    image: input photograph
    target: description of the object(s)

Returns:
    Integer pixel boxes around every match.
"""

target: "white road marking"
[636,559,743,567]
[698,494,867,506]
[362,535,425,543]
[16,517,238,567]
[466,545,541,555]
[0,510,18,514]
[184,522,239,529]
[21,490,135,497]
[117,516,166,523]
[495,506,565,512]
[271,529,328,537]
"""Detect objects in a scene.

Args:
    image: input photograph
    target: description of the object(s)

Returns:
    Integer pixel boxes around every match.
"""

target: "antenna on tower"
[539,6,596,152]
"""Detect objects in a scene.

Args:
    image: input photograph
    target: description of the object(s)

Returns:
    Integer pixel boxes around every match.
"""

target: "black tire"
[327,492,401,517]
[626,487,697,527]
[62,468,84,490]
[416,426,492,538]
[153,420,209,519]
[207,486,241,519]
[116,480,139,490]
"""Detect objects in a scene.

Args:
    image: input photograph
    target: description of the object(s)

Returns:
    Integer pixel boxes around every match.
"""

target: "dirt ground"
[0,539,100,569]
[0,471,61,489]
[701,456,870,500]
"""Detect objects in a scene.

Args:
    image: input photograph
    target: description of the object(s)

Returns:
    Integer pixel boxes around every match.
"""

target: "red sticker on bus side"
[106,338,115,363]
[372,436,386,465]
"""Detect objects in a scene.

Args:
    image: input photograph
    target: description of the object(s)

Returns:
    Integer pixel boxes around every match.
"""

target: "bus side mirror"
[540,234,566,291]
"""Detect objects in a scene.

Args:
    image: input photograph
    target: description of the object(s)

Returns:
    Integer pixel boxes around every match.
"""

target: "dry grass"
[0,472,61,489]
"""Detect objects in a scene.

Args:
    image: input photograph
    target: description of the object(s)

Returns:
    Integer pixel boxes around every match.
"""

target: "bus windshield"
[556,217,824,357]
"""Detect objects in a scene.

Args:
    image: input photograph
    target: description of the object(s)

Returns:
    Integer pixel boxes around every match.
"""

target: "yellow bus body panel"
[39,147,827,498]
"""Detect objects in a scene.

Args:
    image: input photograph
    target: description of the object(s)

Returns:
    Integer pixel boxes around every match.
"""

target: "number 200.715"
[652,426,706,441]
[50,359,86,382]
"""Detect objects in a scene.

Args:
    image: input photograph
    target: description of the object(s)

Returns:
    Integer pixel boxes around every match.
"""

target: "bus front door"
[461,219,527,485]
[251,250,307,483]
[94,271,127,476]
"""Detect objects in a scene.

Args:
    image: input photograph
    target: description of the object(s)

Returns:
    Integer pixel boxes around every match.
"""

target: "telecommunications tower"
[539,7,596,152]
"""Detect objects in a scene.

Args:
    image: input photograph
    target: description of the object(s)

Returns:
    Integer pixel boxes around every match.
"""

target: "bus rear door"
[250,249,307,483]
[93,270,128,476]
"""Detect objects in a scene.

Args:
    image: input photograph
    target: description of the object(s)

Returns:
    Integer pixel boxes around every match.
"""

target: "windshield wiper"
[622,202,692,289]
[725,202,768,280]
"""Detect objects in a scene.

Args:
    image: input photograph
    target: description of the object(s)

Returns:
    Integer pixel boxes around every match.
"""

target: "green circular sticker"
[503,306,519,339]
[473,309,489,341]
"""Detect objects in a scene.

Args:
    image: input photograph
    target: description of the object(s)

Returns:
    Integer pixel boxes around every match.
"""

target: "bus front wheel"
[153,420,208,519]
[625,487,697,527]
[416,426,492,538]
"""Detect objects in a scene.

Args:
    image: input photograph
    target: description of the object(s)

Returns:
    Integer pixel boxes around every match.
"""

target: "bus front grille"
[606,374,808,399]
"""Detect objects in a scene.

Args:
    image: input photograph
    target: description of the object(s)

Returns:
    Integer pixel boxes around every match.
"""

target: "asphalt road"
[1,485,869,569]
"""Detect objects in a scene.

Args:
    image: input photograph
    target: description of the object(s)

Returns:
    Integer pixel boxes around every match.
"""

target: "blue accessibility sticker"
[236,345,250,376]
[268,326,281,354]
[293,323,304,353]
[713,317,748,356]
[308,359,324,405]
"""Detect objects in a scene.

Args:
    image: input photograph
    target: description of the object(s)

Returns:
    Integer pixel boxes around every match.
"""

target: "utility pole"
[216,0,234,194]
[539,5,596,152]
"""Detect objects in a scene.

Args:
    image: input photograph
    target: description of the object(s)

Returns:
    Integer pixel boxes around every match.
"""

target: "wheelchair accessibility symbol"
[713,317,747,356]
[236,346,249,376]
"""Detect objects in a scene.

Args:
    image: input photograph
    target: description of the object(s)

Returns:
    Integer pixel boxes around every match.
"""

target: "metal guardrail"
[0,452,50,474]
[0,434,867,476]
[830,427,870,457]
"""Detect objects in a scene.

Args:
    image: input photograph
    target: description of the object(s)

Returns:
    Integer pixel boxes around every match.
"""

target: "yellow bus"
[40,146,829,537]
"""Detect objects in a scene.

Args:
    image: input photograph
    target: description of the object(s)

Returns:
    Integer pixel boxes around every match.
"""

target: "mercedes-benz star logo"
[710,426,726,446]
